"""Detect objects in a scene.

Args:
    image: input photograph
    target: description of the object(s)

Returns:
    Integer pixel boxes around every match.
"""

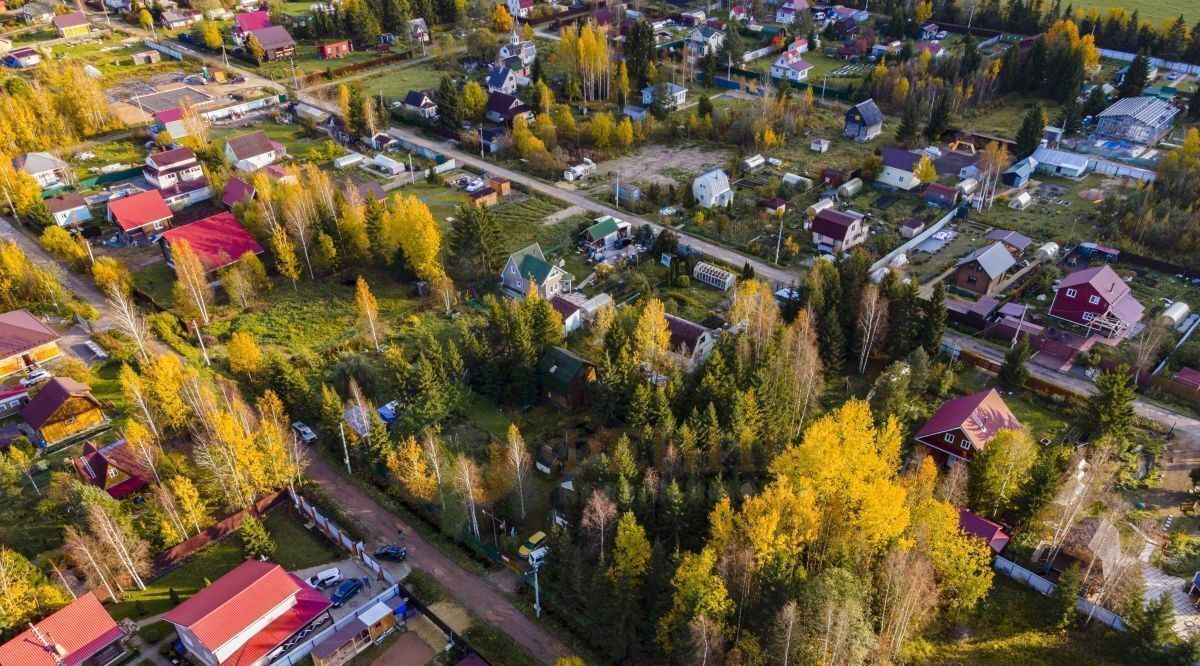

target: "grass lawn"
[259,42,385,77]
[73,137,146,179]
[390,181,467,231]
[49,36,188,82]
[107,533,245,620]
[347,63,447,102]
[959,94,1046,139]
[262,509,342,570]
[959,368,1072,441]
[1071,0,1183,25]
[11,28,56,45]
[132,261,176,308]
[459,390,512,439]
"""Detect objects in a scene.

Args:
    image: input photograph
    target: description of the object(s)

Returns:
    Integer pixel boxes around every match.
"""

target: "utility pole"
[291,58,298,89]
[615,171,620,208]
[479,125,484,159]
[774,212,785,265]
[339,423,351,474]
[531,559,542,618]
[1010,305,1027,348]
[408,152,415,184]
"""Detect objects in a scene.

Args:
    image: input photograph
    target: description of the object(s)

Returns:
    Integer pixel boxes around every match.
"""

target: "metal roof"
[1030,147,1089,170]
[1096,96,1177,126]
[955,242,1015,279]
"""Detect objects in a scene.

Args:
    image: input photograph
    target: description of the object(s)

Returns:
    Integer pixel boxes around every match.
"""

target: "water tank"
[837,177,863,199]
[957,178,979,195]
[1035,241,1059,262]
[807,198,835,217]
[1160,301,1190,327]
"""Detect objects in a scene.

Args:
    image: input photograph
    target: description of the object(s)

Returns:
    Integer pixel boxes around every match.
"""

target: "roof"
[14,151,67,175]
[486,91,528,117]
[1097,96,1178,126]
[148,146,196,169]
[933,150,982,175]
[163,560,310,654]
[914,388,1021,450]
[0,309,60,360]
[226,130,276,161]
[642,82,688,96]
[108,190,172,232]
[665,313,710,352]
[72,439,150,499]
[155,107,183,124]
[487,67,514,89]
[1174,367,1200,390]
[882,146,921,171]
[811,208,863,241]
[583,216,621,241]
[0,385,29,402]
[539,346,593,396]
[162,212,264,271]
[848,99,883,126]
[53,11,89,28]
[46,192,87,213]
[234,10,272,32]
[1061,517,1122,578]
[162,10,194,23]
[955,242,1015,280]
[985,229,1032,251]
[550,295,582,319]
[900,217,925,230]
[925,182,958,198]
[221,176,255,207]
[1004,156,1037,177]
[403,89,435,108]
[958,509,1010,553]
[694,167,730,191]
[0,593,121,666]
[1058,265,1128,300]
[508,243,558,286]
[1030,147,1089,170]
[22,377,99,431]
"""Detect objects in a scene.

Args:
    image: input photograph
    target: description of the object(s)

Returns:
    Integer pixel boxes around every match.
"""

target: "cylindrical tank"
[1035,241,1059,262]
[1160,301,1190,327]
[837,177,863,199]
[957,178,979,195]
[807,198,835,217]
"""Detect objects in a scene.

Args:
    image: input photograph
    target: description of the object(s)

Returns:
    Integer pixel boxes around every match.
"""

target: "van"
[308,567,342,589]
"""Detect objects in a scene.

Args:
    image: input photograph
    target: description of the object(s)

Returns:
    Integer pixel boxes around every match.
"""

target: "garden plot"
[593,144,729,186]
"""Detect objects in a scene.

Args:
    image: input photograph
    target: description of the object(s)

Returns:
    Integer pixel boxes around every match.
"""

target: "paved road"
[304,455,572,665]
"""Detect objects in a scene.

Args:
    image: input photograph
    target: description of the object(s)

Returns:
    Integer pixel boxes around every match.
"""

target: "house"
[400,89,437,118]
[0,385,29,419]
[108,190,174,242]
[770,44,813,82]
[310,598,406,666]
[247,25,296,61]
[958,509,1010,554]
[14,151,69,188]
[913,388,1021,465]
[932,148,983,180]
[1047,517,1122,587]
[762,197,787,216]
[844,99,883,141]
[1030,147,1089,178]
[485,92,533,125]
[811,208,868,254]
[900,217,925,238]
[164,559,334,666]
[73,439,152,499]
[551,296,584,333]
[535,443,563,474]
[729,4,747,21]
[145,147,209,199]
[481,127,507,153]
[0,310,60,377]
[224,130,287,171]
[872,41,902,58]
[46,192,92,227]
[1175,367,1200,391]
[469,187,498,207]
[22,1,53,23]
[501,243,573,299]
[581,215,631,250]
[52,12,90,38]
[877,147,922,191]
[4,47,41,68]
[221,176,256,209]
[914,41,947,59]
[952,243,1015,296]
[499,29,537,67]
[924,182,959,208]
[1001,156,1037,187]
[154,108,191,140]
[693,168,732,208]
[23,377,107,445]
[686,26,724,66]
[539,346,596,410]
[666,313,716,368]
[641,83,688,109]
[1048,264,1145,339]
[409,17,430,42]
[161,9,196,29]
[489,177,511,196]
[160,212,265,273]
[0,593,124,666]
[984,229,1033,254]
[506,0,534,18]
[1115,62,1158,86]
[775,0,810,23]
[834,16,858,37]
[233,10,272,45]
[919,22,939,40]
[1094,96,1178,145]
[318,40,353,59]
[487,66,519,95]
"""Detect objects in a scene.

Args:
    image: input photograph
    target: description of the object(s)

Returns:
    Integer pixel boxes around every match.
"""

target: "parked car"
[518,531,547,557]
[292,421,317,444]
[308,567,342,589]
[375,544,407,561]
[330,578,364,607]
[20,368,51,387]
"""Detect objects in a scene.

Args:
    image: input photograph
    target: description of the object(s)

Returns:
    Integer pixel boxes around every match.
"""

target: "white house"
[46,193,91,227]
[506,0,534,18]
[499,28,537,67]
[13,152,70,189]
[811,208,868,254]
[770,42,812,82]
[775,0,810,24]
[877,147,922,191]
[401,89,437,118]
[409,17,430,42]
[686,26,724,66]
[223,130,286,171]
[693,168,733,208]
[487,66,519,95]
[666,313,716,369]
[144,147,212,207]
[641,83,688,109]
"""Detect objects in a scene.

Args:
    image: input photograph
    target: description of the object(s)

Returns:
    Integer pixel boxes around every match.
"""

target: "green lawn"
[132,261,176,308]
[348,63,447,102]
[259,42,387,78]
[959,94,1046,139]
[49,36,189,82]
[1071,0,1184,26]
[262,509,342,570]
[73,137,145,179]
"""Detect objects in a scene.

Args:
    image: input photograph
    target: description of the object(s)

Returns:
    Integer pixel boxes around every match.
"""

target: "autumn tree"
[355,276,383,351]
[106,284,150,362]
[268,221,301,289]
[491,4,512,31]
[0,547,67,633]
[503,424,532,521]
[968,428,1037,518]
[913,154,938,184]
[92,257,132,295]
[227,332,263,376]
[170,238,214,324]
[581,489,617,563]
[856,283,888,374]
[461,80,488,119]
[393,194,444,281]
[632,298,672,371]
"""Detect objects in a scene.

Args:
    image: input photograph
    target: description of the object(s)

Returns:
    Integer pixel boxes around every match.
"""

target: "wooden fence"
[150,490,287,573]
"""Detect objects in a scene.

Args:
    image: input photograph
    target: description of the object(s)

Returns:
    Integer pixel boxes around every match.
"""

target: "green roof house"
[581,215,631,250]
[501,243,573,299]
[539,346,596,410]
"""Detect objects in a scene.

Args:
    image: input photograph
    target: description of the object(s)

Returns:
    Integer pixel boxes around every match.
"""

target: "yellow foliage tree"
[227,332,263,376]
[491,4,514,32]
[392,195,445,281]
[914,155,938,184]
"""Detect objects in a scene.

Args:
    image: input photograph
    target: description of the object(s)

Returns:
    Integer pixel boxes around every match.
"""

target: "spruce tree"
[1015,104,1046,158]
[1095,365,1136,443]
[924,92,951,141]
[1050,563,1081,630]
[1117,53,1150,99]
[920,282,948,354]
[997,337,1032,390]
[434,74,463,130]
[896,96,921,146]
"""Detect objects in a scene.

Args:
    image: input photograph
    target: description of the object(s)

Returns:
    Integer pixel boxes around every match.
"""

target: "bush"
[138,621,174,644]
[675,275,690,288]
[240,515,276,560]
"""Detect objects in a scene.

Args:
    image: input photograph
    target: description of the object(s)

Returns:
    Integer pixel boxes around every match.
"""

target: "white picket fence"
[994,556,1126,630]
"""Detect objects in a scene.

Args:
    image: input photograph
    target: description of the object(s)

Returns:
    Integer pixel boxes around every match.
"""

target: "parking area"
[294,558,391,622]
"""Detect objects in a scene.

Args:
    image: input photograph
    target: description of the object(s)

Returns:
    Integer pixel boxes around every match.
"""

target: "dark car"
[375,544,407,561]
[330,578,364,607]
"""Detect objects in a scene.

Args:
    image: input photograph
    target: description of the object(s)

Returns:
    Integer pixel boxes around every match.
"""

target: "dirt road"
[304,455,572,665]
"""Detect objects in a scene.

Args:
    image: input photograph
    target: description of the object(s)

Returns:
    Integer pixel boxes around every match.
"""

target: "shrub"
[138,621,174,644]
[675,275,690,288]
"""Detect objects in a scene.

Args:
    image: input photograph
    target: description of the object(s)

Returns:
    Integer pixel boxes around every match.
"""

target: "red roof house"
[319,40,352,59]
[107,190,173,241]
[0,308,62,377]
[159,212,265,273]
[914,389,1021,465]
[72,439,152,499]
[233,10,272,42]
[0,592,124,666]
[1048,265,1145,339]
[221,176,256,209]
[1175,367,1200,391]
[163,559,332,666]
[810,208,867,254]
[958,509,1010,553]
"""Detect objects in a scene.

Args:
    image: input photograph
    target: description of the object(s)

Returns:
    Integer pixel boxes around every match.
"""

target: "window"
[1088,295,1101,305]
[943,433,955,443]
[960,440,971,450]
[966,275,977,284]
[1082,312,1096,321]
[1065,288,1077,298]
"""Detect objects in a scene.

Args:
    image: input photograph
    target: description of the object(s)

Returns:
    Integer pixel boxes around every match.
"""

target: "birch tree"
[154,484,188,544]
[62,526,118,601]
[968,428,1037,518]
[581,489,617,563]
[125,421,160,483]
[875,547,937,660]
[283,186,317,280]
[454,455,482,540]
[82,492,149,591]
[504,423,532,521]
[7,447,39,496]
[422,431,448,512]
[106,283,150,361]
[171,475,208,535]
[170,238,213,324]
[355,276,383,351]
[268,221,301,290]
[119,364,160,442]
[771,601,800,666]
[856,283,888,374]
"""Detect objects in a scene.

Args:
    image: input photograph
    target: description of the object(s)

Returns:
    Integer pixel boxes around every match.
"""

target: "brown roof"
[46,192,87,213]
[1061,517,1122,579]
[0,309,60,360]
[226,130,275,161]
[22,377,100,431]
[665,313,709,353]
[811,209,862,242]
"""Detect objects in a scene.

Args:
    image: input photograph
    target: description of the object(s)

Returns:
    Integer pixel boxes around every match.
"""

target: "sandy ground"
[425,601,473,634]
[594,145,729,185]
[370,629,437,666]
[542,204,585,225]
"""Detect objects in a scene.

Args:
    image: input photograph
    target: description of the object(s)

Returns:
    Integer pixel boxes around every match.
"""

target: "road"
[0,216,114,329]
[304,454,572,665]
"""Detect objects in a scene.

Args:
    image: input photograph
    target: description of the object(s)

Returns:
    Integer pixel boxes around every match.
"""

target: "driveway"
[1140,542,1200,638]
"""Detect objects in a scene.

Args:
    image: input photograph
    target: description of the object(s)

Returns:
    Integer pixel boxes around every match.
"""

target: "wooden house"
[22,377,107,445]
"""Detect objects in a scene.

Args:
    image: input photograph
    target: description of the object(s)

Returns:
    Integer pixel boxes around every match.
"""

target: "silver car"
[291,421,317,444]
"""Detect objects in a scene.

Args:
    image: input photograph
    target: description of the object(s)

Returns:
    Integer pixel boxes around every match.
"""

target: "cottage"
[913,388,1021,465]
[22,1,53,23]
[161,9,196,29]
[1048,264,1144,339]
[932,149,983,180]
[1047,517,1122,587]
[914,41,947,58]
[107,190,173,242]
[984,229,1033,254]
[485,91,533,125]
[958,509,1010,554]
[919,22,939,40]
[14,151,69,188]
[811,208,867,254]
[489,177,512,196]
[319,40,353,58]
[666,313,716,368]
[145,147,211,205]
[23,377,107,445]
[0,593,124,666]
[4,47,41,68]
[46,192,91,227]
[154,107,191,140]
[0,385,29,419]
[844,99,883,141]
[1001,156,1037,187]
[952,243,1015,296]
[924,182,959,208]
[52,11,90,38]
[1030,147,1089,178]
[160,212,265,273]
[581,215,631,250]
[400,89,437,118]
[834,16,858,36]
[899,217,925,238]
[551,296,584,333]
[539,346,596,410]
[1095,96,1178,145]
[0,309,61,377]
[488,66,521,95]
[1175,367,1200,391]
[469,186,498,207]
[247,25,297,61]
[762,197,787,216]
[770,43,813,82]
[73,439,152,499]
[686,26,724,66]
[641,83,688,109]
[499,29,537,67]
[692,168,733,208]
[501,243,573,299]
[506,0,534,18]
[311,599,406,666]
[224,129,287,171]
[877,147,922,190]
[775,0,810,24]
[221,176,256,209]
[232,10,271,45]
[164,559,334,666]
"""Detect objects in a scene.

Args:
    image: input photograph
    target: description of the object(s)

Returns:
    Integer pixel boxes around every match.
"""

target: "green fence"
[75,166,145,191]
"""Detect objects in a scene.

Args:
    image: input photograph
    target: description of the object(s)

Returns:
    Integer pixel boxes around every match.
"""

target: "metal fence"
[993,556,1127,630]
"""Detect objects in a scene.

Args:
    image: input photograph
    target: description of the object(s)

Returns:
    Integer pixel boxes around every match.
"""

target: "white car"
[19,368,51,387]
[291,421,317,444]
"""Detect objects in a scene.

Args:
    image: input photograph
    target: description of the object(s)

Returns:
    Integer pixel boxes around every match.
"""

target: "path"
[0,216,115,329]
[304,455,572,665]
[1139,542,1200,638]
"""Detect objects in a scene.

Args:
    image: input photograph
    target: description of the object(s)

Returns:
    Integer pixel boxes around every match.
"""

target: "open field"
[343,63,447,102]
[50,35,191,82]
[960,94,1046,138]
[212,121,332,160]
[259,42,386,78]
[1071,0,1185,27]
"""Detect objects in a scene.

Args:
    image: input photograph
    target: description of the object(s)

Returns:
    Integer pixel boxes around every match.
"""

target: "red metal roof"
[914,388,1021,451]
[1175,367,1200,390]
[107,190,173,232]
[1057,265,1128,299]
[958,509,1010,553]
[234,10,271,33]
[161,212,264,272]
[0,593,122,666]
[221,176,255,208]
[155,107,183,124]
[223,575,331,666]
[0,309,59,360]
[72,439,151,499]
[811,208,862,242]
[22,377,99,431]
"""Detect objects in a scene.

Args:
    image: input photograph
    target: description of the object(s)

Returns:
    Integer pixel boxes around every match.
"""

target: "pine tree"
[1058,97,1082,136]
[240,515,276,559]
[1050,563,1081,630]
[1095,365,1136,443]
[1117,53,1150,99]
[997,337,1032,390]
[920,282,947,354]
[896,97,921,146]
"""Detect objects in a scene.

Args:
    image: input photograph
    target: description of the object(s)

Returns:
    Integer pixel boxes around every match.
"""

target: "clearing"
[593,145,729,185]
